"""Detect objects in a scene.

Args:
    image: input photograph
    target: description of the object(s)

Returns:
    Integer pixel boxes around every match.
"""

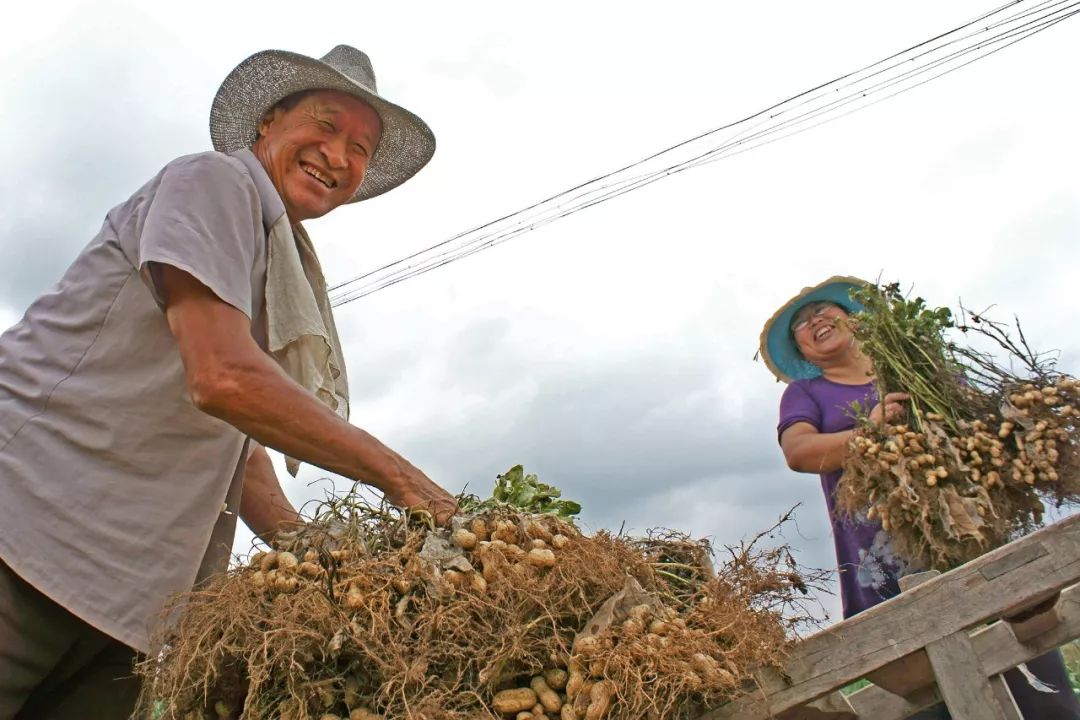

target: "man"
[0,45,456,718]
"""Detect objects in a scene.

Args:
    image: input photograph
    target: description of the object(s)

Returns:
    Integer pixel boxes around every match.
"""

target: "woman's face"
[791,302,853,365]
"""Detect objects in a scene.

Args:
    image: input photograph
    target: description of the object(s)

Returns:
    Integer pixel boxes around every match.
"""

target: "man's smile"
[300,162,337,189]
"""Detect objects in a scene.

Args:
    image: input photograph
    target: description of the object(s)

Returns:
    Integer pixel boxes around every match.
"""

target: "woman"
[759,275,1080,718]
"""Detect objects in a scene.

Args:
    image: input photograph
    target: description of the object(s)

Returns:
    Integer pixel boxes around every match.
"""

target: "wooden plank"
[864,650,934,697]
[840,585,1080,720]
[1005,592,1062,643]
[1002,589,1062,620]
[1008,603,1063,643]
[980,543,1049,580]
[700,514,1080,720]
[989,676,1023,720]
[898,570,940,592]
[866,571,938,697]
[846,684,941,720]
[776,692,857,719]
[924,629,1005,719]
[850,673,1022,720]
[973,583,1080,676]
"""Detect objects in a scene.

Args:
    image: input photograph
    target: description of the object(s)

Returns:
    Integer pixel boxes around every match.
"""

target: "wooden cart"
[704,513,1080,719]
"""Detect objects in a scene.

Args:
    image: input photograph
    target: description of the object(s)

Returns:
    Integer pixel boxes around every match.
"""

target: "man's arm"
[158,264,456,522]
[241,443,301,542]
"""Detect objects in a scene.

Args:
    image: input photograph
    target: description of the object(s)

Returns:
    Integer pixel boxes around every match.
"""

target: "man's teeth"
[302,165,335,188]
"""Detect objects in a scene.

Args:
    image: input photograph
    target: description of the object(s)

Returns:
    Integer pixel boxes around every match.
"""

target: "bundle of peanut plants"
[136,466,823,720]
[836,281,1080,571]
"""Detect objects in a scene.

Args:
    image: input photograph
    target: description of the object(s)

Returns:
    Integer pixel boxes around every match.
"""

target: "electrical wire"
[329,0,1077,306]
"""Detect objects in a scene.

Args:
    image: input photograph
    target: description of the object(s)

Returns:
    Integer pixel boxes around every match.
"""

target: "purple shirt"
[779,379,1080,716]
[778,377,910,618]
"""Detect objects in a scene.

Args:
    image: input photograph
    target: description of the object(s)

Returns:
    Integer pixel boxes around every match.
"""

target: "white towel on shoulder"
[264,218,350,476]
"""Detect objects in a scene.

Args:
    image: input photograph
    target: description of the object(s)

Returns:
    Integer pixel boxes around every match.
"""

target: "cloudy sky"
[2,0,1078,622]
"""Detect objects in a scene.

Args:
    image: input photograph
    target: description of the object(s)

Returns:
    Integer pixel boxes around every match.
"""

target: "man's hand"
[868,392,911,426]
[157,263,457,523]
[384,469,458,525]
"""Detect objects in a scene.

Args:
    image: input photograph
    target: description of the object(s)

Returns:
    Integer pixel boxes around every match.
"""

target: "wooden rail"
[702,513,1080,720]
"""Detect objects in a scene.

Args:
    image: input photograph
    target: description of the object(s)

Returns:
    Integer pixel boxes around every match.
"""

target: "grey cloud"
[0,39,204,314]
[425,347,777,491]
[367,316,840,602]
[340,331,423,404]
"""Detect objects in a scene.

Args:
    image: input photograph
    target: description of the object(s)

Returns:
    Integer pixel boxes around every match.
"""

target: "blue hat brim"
[759,276,867,383]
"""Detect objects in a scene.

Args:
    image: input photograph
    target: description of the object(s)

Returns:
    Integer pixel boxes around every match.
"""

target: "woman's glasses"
[790,303,834,334]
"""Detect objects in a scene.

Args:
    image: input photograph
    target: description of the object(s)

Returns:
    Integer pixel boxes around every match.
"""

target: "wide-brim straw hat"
[210,45,436,203]
[759,275,868,383]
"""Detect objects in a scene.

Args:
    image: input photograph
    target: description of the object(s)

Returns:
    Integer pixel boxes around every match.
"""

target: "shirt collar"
[230,148,287,233]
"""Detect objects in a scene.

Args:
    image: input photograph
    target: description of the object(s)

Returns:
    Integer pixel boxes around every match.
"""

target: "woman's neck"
[817,345,874,385]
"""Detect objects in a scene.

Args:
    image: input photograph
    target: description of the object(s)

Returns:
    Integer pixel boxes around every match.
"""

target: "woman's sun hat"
[759,275,868,383]
[210,45,436,203]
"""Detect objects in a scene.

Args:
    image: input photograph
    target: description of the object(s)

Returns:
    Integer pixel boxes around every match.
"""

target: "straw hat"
[758,276,868,383]
[210,45,436,202]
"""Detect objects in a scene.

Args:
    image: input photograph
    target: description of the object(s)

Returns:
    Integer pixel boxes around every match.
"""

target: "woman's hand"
[868,392,911,426]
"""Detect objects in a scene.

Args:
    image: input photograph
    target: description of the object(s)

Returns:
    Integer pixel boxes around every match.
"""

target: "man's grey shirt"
[0,148,284,652]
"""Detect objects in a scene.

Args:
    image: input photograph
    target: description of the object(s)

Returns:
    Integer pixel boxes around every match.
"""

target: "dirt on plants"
[136,467,824,720]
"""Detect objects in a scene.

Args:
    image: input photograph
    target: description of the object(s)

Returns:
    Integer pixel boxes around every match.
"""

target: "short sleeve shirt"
[0,149,285,652]
[778,378,910,618]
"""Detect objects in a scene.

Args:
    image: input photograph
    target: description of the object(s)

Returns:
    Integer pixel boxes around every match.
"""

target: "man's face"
[252,89,382,223]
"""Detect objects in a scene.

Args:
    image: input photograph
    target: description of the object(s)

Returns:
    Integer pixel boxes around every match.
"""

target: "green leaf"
[477,465,582,520]
[552,500,582,517]
[510,484,538,506]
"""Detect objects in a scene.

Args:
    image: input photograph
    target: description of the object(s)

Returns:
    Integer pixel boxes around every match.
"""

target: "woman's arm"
[780,423,852,474]
[779,392,910,474]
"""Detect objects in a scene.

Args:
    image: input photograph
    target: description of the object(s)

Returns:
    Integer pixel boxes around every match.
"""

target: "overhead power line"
[330,0,1078,307]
